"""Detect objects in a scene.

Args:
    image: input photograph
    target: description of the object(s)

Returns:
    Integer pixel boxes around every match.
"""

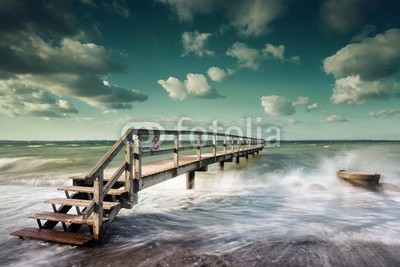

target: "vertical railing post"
[212,134,217,157]
[125,131,133,208]
[196,134,201,160]
[133,134,141,204]
[174,134,179,167]
[231,137,235,153]
[93,171,104,243]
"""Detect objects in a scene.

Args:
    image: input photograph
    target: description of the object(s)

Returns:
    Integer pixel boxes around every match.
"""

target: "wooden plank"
[57,186,124,195]
[28,212,109,225]
[10,227,93,246]
[45,198,118,210]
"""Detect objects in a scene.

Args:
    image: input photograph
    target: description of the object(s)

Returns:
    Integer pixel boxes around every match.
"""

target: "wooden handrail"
[85,129,132,182]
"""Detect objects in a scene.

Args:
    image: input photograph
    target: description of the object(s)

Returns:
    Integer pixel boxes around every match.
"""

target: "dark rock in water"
[308,184,327,191]
[379,183,400,192]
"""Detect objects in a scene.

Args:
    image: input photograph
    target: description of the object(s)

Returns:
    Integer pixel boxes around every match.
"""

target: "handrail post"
[174,134,179,167]
[133,134,142,203]
[196,134,201,160]
[93,171,104,243]
[212,134,216,157]
[231,137,234,153]
[125,132,133,208]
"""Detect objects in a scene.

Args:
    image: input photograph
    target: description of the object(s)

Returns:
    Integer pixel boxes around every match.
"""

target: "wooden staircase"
[11,176,125,246]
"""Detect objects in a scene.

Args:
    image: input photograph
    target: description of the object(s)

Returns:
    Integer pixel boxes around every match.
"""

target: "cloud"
[289,55,301,65]
[260,95,295,116]
[351,25,377,43]
[158,0,285,37]
[322,114,347,123]
[182,31,214,57]
[226,42,296,70]
[292,96,310,106]
[306,103,319,112]
[287,118,299,125]
[323,29,400,81]
[207,67,235,82]
[264,43,285,61]
[0,1,148,118]
[330,75,397,104]
[324,29,400,104]
[0,79,78,117]
[319,0,376,34]
[369,109,400,118]
[81,0,131,18]
[158,73,224,100]
[157,77,187,100]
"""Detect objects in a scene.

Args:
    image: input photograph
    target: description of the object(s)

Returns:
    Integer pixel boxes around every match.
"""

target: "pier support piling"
[236,156,239,164]
[219,161,224,171]
[186,170,195,190]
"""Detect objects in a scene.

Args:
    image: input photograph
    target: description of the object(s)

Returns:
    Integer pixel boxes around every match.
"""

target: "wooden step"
[44,198,119,210]
[69,175,125,183]
[58,186,124,195]
[28,212,109,225]
[10,227,93,246]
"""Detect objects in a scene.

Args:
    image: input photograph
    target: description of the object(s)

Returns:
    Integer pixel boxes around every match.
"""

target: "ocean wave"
[27,145,43,148]
[0,156,72,172]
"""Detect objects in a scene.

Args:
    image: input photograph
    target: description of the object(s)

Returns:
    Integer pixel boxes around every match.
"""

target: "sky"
[0,0,399,140]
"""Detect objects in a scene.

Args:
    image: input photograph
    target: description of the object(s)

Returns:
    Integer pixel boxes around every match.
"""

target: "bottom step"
[10,227,93,246]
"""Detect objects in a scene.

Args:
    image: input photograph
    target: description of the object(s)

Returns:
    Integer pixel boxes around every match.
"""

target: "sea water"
[1,141,400,266]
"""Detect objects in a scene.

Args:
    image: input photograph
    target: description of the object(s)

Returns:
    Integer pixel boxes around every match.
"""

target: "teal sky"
[0,0,399,140]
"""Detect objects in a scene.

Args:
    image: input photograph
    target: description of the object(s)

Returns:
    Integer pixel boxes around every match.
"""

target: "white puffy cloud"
[157,77,187,100]
[182,31,214,57]
[226,42,261,70]
[184,73,211,96]
[158,0,285,37]
[330,75,397,104]
[158,73,224,100]
[306,103,319,111]
[226,42,296,70]
[324,29,400,104]
[260,95,295,116]
[292,96,310,106]
[289,55,301,65]
[369,109,400,118]
[323,29,400,81]
[322,114,347,123]
[207,67,235,82]
[264,43,285,61]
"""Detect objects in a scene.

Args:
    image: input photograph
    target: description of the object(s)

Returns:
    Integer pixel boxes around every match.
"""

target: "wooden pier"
[11,129,264,245]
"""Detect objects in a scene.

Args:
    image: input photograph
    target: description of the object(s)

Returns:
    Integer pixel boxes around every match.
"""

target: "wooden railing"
[81,128,264,241]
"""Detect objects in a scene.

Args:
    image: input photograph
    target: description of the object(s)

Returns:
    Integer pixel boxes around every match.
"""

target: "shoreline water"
[1,141,400,266]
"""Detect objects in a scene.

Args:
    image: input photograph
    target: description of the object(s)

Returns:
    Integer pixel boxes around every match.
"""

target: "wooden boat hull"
[337,170,380,187]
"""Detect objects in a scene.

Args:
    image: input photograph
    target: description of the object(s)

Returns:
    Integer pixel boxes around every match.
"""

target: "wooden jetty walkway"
[11,129,264,245]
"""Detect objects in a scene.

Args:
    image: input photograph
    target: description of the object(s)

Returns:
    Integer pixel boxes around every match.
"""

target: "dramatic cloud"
[181,31,214,57]
[369,109,400,118]
[323,29,400,81]
[226,42,297,70]
[322,114,347,123]
[158,73,224,100]
[158,0,285,37]
[0,1,148,118]
[319,0,377,34]
[330,75,397,104]
[260,95,295,116]
[207,67,235,82]
[324,29,400,104]
[292,96,310,106]
[0,79,78,117]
